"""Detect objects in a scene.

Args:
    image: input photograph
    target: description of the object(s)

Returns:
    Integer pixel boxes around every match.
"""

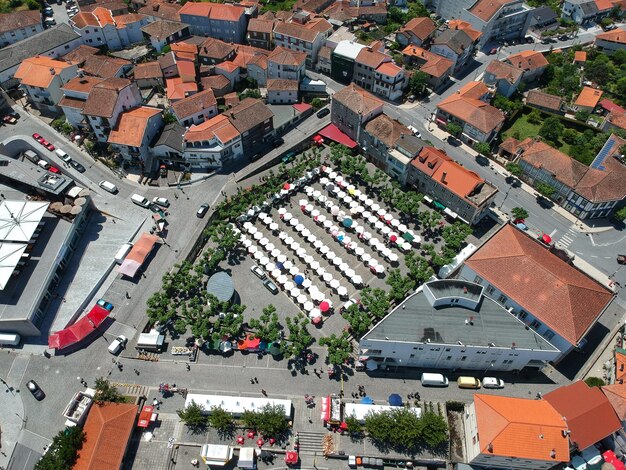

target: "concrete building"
[141,19,189,52]
[152,121,184,164]
[373,62,406,101]
[359,279,561,372]
[247,54,268,86]
[458,223,615,360]
[562,0,613,25]
[503,50,548,83]
[59,75,105,129]
[395,16,436,47]
[108,106,163,162]
[178,2,247,43]
[183,114,243,169]
[436,81,505,144]
[133,61,164,88]
[273,15,333,69]
[483,60,523,98]
[431,28,477,74]
[0,10,43,48]
[198,37,236,66]
[82,78,142,143]
[266,79,299,104]
[222,98,274,154]
[0,24,82,88]
[463,394,570,470]
[524,89,565,115]
[401,45,454,91]
[330,83,384,143]
[171,88,218,126]
[352,46,389,92]
[407,146,498,225]
[70,8,149,51]
[331,41,367,85]
[267,47,306,81]
[15,57,78,113]
[247,18,274,50]
[595,28,626,53]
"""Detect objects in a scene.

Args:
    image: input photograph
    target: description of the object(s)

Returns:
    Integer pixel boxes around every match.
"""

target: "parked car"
[407,126,421,138]
[558,34,570,41]
[457,376,481,389]
[26,380,45,400]
[272,137,284,148]
[316,108,330,118]
[43,7,53,16]
[43,140,55,151]
[48,166,60,173]
[32,133,43,142]
[97,298,114,311]
[407,95,416,103]
[69,160,85,172]
[489,47,498,55]
[99,180,118,194]
[250,265,266,280]
[152,197,170,208]
[197,203,209,218]
[107,335,127,355]
[263,279,278,294]
[250,153,261,161]
[525,36,534,43]
[482,377,505,389]
[2,114,17,124]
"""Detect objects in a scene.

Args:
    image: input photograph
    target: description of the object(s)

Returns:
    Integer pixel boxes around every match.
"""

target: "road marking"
[589,234,596,246]
[549,229,557,237]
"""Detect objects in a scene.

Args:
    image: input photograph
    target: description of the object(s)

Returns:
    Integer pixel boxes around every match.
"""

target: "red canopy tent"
[118,233,160,278]
[318,124,358,149]
[285,451,298,465]
[137,405,155,428]
[48,305,110,349]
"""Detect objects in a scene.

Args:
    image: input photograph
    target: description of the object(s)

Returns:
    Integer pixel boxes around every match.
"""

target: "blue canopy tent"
[388,394,402,406]
[361,396,374,405]
[294,274,304,285]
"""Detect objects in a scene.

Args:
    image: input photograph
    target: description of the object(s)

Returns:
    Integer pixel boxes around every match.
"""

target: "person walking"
[261,389,267,397]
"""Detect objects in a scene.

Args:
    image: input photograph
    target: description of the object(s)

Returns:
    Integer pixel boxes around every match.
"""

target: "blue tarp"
[388,394,402,406]
[361,396,374,405]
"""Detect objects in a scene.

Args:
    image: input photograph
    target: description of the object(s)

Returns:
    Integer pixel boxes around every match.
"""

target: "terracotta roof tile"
[615,349,626,383]
[92,6,115,25]
[574,134,626,203]
[474,394,569,462]
[179,2,244,22]
[505,50,549,72]
[0,10,42,34]
[114,13,146,27]
[333,83,383,117]
[185,113,240,143]
[267,78,298,91]
[134,61,163,80]
[376,61,402,77]
[14,56,74,88]
[82,55,131,78]
[447,19,482,42]
[268,46,306,67]
[606,110,626,130]
[71,12,100,28]
[544,381,621,450]
[485,60,523,84]
[596,28,626,44]
[83,77,132,117]
[355,48,388,69]
[73,402,139,470]
[223,97,273,134]
[108,106,161,147]
[200,74,231,95]
[574,50,587,62]
[232,44,268,68]
[274,18,331,43]
[171,88,216,119]
[62,75,105,93]
[245,53,268,70]
[574,86,603,108]
[526,89,563,112]
[469,0,510,21]
[166,76,198,101]
[216,61,239,73]
[176,59,196,80]
[399,16,436,41]
[140,19,186,40]
[61,45,99,66]
[137,0,181,21]
[465,224,614,344]
[521,139,589,187]
[437,81,504,134]
[199,37,235,61]
[364,114,411,148]
[247,17,274,34]
[59,96,86,109]
[602,383,626,419]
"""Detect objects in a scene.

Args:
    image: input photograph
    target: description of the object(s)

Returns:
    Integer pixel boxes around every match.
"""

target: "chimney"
[50,67,56,75]
[550,449,556,459]
[487,443,493,453]
[441,171,447,183]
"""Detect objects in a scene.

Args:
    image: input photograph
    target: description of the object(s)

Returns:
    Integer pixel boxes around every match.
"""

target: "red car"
[44,142,55,151]
[48,166,60,173]
[32,133,43,143]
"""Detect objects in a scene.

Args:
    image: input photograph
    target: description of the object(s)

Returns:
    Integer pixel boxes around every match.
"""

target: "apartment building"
[183,114,243,169]
[267,47,306,81]
[0,11,43,48]
[247,18,274,50]
[141,19,189,52]
[59,75,105,128]
[222,98,274,154]
[273,15,332,69]
[171,88,218,126]
[330,83,383,143]
[178,2,247,43]
[14,57,78,113]
[70,8,149,50]
[108,106,163,162]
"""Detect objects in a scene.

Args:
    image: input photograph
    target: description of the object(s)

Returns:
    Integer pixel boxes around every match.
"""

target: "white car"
[407,126,422,139]
[482,377,505,389]
[108,335,127,355]
[152,196,170,208]
[250,265,266,279]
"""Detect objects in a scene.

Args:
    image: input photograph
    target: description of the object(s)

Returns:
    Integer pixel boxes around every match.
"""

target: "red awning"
[246,335,261,350]
[318,124,358,149]
[138,405,155,428]
[292,103,312,113]
[48,305,110,349]
[118,233,160,278]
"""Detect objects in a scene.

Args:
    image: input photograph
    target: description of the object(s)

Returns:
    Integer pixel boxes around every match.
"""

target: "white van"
[114,243,133,264]
[131,193,150,208]
[55,149,71,163]
[37,159,50,170]
[99,180,118,194]
[0,333,21,346]
[421,373,449,387]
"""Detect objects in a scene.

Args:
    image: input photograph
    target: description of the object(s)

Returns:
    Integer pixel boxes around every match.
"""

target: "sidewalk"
[0,354,29,470]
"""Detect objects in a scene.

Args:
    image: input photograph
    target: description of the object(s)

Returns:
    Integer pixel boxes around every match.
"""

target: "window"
[498,294,507,304]
[461,356,467,361]
[518,310,528,320]
[486,285,495,295]
[543,330,555,340]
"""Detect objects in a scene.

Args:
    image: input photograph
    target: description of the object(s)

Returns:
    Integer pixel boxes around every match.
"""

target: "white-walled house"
[70,8,149,51]
[171,89,218,126]
[183,114,243,169]
[108,106,163,162]
[0,11,43,48]
[59,75,105,128]
[14,57,78,113]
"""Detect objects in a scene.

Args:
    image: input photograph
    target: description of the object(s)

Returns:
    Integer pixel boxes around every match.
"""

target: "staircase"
[297,431,327,455]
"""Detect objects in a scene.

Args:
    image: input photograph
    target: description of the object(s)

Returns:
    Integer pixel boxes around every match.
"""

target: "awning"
[118,233,160,277]
[423,195,433,203]
[402,232,414,242]
[0,200,49,242]
[436,117,447,126]
[285,451,298,465]
[443,207,457,218]
[318,124,358,149]
[48,305,110,349]
[434,201,446,210]
[137,405,155,428]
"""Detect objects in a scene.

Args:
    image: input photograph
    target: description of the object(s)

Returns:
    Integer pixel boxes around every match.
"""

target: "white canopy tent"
[0,242,27,290]
[0,200,49,242]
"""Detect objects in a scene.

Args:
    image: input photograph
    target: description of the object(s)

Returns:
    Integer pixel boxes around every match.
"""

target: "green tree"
[615,76,626,97]
[360,287,391,319]
[35,426,85,470]
[311,98,324,110]
[409,71,429,96]
[441,222,473,251]
[208,406,235,437]
[319,333,353,365]
[574,110,590,122]
[527,109,542,124]
[282,314,314,358]
[419,411,449,447]
[446,122,462,137]
[511,207,529,220]
[343,303,371,338]
[562,128,579,144]
[242,404,289,436]
[405,252,434,284]
[248,305,282,342]
[363,168,387,188]
[585,54,614,86]
[492,94,522,115]
[211,310,244,343]
[473,142,491,156]
[584,377,605,387]
[535,181,556,198]
[386,269,416,303]
[177,400,208,431]
[505,162,522,177]
[163,111,177,124]
[614,206,626,221]
[418,210,442,231]
[539,116,564,144]
[344,413,363,436]
[94,377,125,403]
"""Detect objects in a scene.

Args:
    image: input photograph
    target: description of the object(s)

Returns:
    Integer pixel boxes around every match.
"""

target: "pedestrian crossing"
[556,227,577,249]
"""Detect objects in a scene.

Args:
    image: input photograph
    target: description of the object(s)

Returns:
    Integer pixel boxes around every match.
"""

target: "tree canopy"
[319,333,353,365]
[35,426,85,470]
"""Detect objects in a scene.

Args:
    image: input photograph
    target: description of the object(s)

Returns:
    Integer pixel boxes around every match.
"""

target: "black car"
[263,279,278,294]
[272,137,284,148]
[316,108,330,118]
[69,160,86,173]
[197,203,209,218]
[26,380,45,400]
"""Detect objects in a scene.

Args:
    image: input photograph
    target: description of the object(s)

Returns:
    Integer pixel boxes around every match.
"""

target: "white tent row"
[0,200,49,242]
[0,242,27,290]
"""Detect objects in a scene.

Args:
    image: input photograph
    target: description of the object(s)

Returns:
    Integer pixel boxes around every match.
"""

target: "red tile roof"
[364,114,411,148]
[399,16,436,41]
[505,50,549,72]
[574,134,626,203]
[61,45,100,66]
[437,81,504,134]
[166,77,198,101]
[134,61,163,80]
[447,19,482,42]
[332,83,383,117]
[485,60,523,84]
[73,402,138,470]
[185,113,240,143]
[0,10,41,34]
[171,88,216,119]
[474,394,569,462]
[14,56,74,88]
[525,90,564,112]
[216,61,239,73]
[268,46,306,67]
[62,75,105,93]
[469,0,510,21]
[466,224,614,345]
[376,61,402,77]
[267,78,298,91]
[544,381,621,450]
[596,28,626,44]
[108,106,162,147]
[574,50,587,63]
[402,45,454,78]
[519,139,588,187]
[602,383,626,419]
[179,2,244,21]
[574,86,603,108]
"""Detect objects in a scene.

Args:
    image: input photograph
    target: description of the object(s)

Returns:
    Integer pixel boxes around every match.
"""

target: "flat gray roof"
[363,288,557,351]
[206,271,234,302]
[0,155,73,196]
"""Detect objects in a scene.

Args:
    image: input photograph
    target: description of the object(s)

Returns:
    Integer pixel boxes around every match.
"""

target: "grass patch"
[0,0,38,13]
[260,0,297,12]
[502,108,603,166]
